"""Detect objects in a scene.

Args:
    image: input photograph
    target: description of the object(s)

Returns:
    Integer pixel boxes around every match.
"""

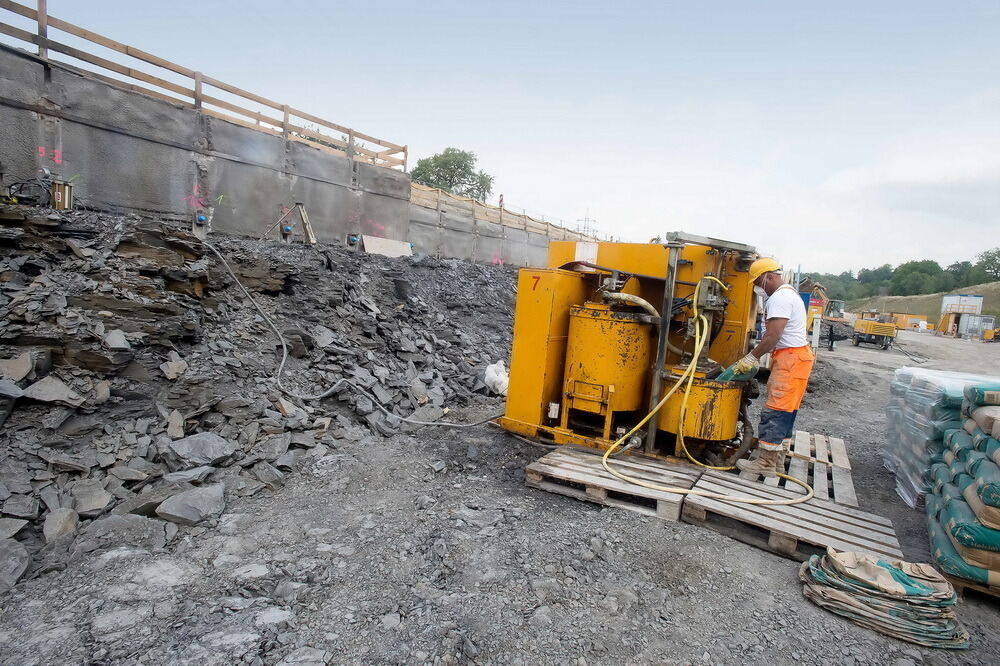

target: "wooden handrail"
[0,0,407,167]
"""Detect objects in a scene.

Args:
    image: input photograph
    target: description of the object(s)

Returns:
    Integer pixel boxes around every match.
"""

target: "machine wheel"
[882,338,891,350]
[852,334,860,346]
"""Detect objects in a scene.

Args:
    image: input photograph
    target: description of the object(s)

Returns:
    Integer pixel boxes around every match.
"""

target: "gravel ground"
[2,331,999,664]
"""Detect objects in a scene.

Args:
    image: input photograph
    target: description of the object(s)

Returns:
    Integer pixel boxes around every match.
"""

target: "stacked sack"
[924,380,1000,590]
[799,549,968,649]
[883,368,992,508]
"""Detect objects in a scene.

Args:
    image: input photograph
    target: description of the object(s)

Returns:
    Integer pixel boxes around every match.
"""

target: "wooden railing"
[410,183,594,241]
[0,0,407,170]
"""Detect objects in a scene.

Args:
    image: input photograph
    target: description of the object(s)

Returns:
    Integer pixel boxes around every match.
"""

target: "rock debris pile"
[0,204,515,590]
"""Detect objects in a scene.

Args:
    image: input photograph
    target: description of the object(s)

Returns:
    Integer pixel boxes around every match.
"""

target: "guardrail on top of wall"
[0,0,407,170]
[410,183,596,241]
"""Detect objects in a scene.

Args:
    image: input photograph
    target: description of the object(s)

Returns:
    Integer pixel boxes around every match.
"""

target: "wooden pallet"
[525,448,700,521]
[682,470,902,561]
[738,430,858,507]
[944,574,1000,602]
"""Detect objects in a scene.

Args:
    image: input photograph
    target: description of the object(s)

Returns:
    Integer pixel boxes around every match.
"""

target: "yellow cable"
[600,278,815,506]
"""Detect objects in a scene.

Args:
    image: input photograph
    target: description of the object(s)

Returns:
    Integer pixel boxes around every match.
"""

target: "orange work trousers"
[758,345,815,450]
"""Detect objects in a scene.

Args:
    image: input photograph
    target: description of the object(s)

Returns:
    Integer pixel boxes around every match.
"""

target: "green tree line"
[805,248,1000,301]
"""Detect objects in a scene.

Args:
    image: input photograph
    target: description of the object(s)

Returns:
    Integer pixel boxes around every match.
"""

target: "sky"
[9,1,1000,273]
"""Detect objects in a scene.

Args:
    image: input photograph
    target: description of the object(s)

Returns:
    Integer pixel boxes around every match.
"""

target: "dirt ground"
[2,331,1000,664]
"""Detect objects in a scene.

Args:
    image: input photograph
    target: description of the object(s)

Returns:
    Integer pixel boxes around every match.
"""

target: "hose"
[602,291,659,318]
[602,291,689,358]
[203,240,502,428]
[601,277,815,506]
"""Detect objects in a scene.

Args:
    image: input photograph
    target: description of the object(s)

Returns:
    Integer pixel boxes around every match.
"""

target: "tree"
[976,248,1000,280]
[946,261,973,287]
[858,264,893,284]
[410,148,495,201]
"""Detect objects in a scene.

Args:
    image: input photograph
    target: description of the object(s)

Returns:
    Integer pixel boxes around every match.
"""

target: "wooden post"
[281,104,289,138]
[36,0,47,59]
[193,71,203,108]
[346,130,355,162]
[402,145,408,172]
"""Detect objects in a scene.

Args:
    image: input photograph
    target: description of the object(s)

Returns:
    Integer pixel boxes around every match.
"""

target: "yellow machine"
[851,319,896,349]
[498,232,760,466]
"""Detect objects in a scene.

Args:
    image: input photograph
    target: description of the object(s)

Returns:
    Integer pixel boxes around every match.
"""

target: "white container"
[958,314,995,339]
[941,294,983,315]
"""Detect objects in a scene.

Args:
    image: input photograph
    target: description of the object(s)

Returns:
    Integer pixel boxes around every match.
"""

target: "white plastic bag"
[484,360,509,396]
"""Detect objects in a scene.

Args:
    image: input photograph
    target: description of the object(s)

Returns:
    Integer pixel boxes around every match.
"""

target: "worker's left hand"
[732,352,759,375]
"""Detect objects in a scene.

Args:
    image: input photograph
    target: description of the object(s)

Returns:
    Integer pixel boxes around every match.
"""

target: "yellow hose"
[600,277,815,506]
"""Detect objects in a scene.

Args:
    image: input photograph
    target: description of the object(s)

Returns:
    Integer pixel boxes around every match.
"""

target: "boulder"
[70,480,113,518]
[3,494,39,519]
[21,375,85,407]
[0,538,29,592]
[165,433,237,469]
[43,508,79,542]
[155,484,225,526]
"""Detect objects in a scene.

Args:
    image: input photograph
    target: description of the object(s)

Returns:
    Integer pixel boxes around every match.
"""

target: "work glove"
[732,352,760,376]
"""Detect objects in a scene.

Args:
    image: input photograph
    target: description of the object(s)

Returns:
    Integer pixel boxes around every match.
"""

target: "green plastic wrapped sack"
[971,427,991,449]
[985,438,1000,465]
[943,429,963,448]
[948,431,974,457]
[940,483,963,505]
[926,493,943,520]
[963,482,1000,530]
[973,459,1000,508]
[954,473,974,492]
[949,458,966,481]
[928,516,996,586]
[965,450,990,475]
[934,419,964,439]
[942,494,1000,552]
[964,383,1000,406]
[929,463,952,492]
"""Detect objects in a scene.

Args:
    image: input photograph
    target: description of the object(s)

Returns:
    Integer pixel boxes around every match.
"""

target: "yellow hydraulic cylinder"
[563,303,652,415]
[658,373,742,440]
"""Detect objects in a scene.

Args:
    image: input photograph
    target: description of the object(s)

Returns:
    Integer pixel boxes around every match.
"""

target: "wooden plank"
[201,94,284,129]
[525,448,698,521]
[828,436,851,469]
[536,456,696,495]
[685,472,901,558]
[0,25,195,99]
[72,67,192,108]
[35,0,45,59]
[530,450,696,500]
[785,431,811,494]
[696,471,894,530]
[692,473,897,539]
[831,450,859,508]
[290,105,405,152]
[812,434,831,501]
[201,109,282,137]
[200,74,283,112]
[360,235,412,258]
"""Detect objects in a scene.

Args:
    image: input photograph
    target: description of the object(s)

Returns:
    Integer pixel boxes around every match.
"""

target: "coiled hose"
[203,241,501,428]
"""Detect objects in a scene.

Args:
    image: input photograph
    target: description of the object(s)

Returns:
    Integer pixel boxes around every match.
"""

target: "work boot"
[777,438,792,471]
[736,449,783,477]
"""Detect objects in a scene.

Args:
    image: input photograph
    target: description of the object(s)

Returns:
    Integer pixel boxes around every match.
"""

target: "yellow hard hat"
[749,257,781,283]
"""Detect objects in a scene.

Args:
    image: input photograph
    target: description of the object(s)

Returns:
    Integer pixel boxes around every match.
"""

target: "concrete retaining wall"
[0,45,584,266]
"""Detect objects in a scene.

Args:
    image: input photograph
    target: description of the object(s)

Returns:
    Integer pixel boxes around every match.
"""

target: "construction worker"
[732,257,815,476]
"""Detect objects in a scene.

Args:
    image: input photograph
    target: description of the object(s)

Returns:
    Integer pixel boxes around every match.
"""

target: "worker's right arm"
[751,317,788,359]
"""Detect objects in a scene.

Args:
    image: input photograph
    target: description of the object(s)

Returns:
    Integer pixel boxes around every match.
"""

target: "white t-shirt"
[764,285,808,349]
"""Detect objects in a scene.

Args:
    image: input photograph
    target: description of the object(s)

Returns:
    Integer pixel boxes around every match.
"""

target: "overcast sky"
[16,1,1000,273]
